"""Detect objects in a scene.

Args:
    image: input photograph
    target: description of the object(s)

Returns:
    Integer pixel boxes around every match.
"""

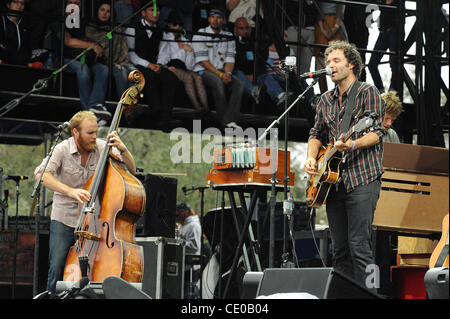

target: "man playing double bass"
[304,41,385,289]
[34,111,136,294]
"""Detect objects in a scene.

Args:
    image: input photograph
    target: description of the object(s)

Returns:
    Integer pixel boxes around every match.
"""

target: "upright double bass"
[63,71,146,283]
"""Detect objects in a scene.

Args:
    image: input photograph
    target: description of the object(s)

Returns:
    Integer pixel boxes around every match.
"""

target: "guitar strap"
[340,80,361,136]
[435,244,449,267]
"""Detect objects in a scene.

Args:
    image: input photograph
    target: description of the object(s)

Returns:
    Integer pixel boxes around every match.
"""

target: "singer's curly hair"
[324,40,363,78]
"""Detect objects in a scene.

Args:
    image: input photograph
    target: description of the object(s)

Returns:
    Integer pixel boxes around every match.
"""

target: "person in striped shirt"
[191,7,244,130]
[304,40,385,290]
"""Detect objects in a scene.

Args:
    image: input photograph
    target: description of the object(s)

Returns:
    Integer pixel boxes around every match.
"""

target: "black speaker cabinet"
[135,174,177,238]
[0,231,49,298]
[137,237,185,299]
[256,268,381,299]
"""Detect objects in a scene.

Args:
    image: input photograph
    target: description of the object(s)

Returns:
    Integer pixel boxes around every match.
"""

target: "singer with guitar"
[304,41,385,288]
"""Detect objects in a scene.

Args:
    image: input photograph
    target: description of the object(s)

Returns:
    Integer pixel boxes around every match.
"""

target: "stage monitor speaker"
[256,268,382,299]
[136,174,177,238]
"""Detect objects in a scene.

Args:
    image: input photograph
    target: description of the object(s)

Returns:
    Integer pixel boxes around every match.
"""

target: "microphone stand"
[31,129,65,296]
[257,76,319,269]
[0,77,51,118]
[11,178,23,299]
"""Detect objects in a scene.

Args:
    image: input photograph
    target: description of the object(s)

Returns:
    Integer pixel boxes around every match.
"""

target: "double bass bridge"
[74,230,101,241]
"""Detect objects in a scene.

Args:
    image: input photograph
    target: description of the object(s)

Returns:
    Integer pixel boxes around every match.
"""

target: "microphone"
[3,175,28,181]
[57,121,70,131]
[299,67,332,79]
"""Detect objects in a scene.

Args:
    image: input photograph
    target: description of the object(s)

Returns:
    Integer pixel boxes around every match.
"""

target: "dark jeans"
[47,220,75,293]
[325,178,381,288]
[136,65,177,123]
[368,26,399,93]
[201,70,244,125]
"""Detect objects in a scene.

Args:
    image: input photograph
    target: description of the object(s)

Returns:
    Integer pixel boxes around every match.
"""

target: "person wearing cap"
[176,202,202,299]
[192,7,244,130]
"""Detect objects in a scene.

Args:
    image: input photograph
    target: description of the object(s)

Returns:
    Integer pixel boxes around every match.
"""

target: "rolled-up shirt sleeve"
[192,34,209,64]
[34,144,63,176]
[224,38,235,64]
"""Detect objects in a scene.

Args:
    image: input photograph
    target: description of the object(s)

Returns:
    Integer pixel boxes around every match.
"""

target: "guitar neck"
[324,127,356,161]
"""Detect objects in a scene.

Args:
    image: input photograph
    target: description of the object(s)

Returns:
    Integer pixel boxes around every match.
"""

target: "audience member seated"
[314,1,347,93]
[226,0,262,30]
[52,0,111,121]
[381,90,403,143]
[157,10,209,117]
[286,0,316,75]
[192,7,244,130]
[368,0,399,93]
[233,17,288,109]
[0,0,45,67]
[263,33,295,109]
[125,0,179,131]
[158,0,195,37]
[86,0,137,99]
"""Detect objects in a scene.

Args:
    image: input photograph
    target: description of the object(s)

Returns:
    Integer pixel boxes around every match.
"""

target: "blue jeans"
[233,70,254,97]
[326,179,381,288]
[234,70,285,102]
[46,220,75,293]
[256,73,285,101]
[112,63,137,98]
[65,58,109,109]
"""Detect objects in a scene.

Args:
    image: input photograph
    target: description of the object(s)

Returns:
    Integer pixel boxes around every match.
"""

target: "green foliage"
[0,128,327,226]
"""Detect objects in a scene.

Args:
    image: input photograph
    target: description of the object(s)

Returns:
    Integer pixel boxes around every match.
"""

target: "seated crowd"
[0,0,400,136]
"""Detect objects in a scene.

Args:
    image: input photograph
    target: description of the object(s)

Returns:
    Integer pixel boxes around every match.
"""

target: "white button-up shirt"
[192,25,235,72]
[157,32,196,70]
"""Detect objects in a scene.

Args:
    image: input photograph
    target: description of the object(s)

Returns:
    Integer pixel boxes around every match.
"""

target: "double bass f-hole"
[102,221,115,248]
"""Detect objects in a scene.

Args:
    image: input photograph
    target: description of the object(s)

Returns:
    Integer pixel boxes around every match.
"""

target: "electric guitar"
[429,214,449,268]
[305,112,377,208]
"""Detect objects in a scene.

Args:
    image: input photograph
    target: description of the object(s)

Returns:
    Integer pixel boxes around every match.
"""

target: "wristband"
[120,145,127,154]
[351,140,355,151]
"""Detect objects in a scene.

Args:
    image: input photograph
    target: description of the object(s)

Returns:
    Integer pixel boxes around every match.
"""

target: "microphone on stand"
[299,67,332,79]
[57,121,70,131]
[182,186,195,195]
[2,175,28,182]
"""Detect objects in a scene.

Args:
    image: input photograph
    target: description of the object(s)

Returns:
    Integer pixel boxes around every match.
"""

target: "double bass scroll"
[63,71,146,284]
